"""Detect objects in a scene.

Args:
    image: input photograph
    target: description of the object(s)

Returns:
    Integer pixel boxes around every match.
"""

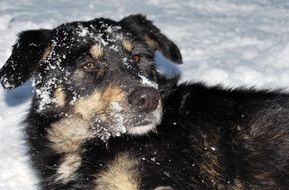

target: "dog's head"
[0,15,182,139]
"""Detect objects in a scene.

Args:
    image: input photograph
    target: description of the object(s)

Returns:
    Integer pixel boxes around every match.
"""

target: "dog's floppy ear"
[120,14,182,64]
[0,29,51,89]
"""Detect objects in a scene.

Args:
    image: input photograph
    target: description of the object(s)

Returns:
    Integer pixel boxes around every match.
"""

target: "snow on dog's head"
[0,15,182,141]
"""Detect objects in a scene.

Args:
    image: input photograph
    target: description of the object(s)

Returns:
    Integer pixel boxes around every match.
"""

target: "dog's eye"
[81,62,98,71]
[132,54,141,63]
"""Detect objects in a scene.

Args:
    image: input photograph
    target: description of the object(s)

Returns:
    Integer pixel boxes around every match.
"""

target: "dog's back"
[156,83,289,189]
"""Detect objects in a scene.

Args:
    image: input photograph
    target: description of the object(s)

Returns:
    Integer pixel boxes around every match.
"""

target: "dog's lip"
[125,121,157,135]
[125,105,162,129]
[132,120,152,127]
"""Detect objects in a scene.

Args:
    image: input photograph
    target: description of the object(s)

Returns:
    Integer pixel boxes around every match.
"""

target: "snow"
[1,0,289,189]
[139,75,159,89]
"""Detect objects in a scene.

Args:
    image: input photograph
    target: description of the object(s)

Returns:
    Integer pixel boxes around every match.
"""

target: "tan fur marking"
[41,45,52,61]
[47,115,93,183]
[199,160,223,188]
[232,179,245,190]
[197,133,225,188]
[122,39,134,52]
[74,85,125,120]
[90,45,104,59]
[144,35,158,49]
[47,115,93,153]
[56,153,81,183]
[95,152,140,190]
[154,186,174,190]
[54,87,66,108]
[254,172,276,186]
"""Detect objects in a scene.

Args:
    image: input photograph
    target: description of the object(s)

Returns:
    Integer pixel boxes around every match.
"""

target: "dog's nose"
[128,87,160,113]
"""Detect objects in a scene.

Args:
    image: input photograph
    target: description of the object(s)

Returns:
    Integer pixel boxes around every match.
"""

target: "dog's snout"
[128,87,160,113]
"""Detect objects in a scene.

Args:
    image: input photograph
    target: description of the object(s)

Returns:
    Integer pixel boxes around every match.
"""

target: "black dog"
[0,15,182,189]
[2,15,289,190]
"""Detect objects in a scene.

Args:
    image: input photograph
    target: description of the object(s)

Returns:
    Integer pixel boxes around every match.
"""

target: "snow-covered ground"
[2,0,289,189]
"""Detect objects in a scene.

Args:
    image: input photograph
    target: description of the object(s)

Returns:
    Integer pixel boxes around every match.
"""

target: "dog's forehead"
[53,19,129,48]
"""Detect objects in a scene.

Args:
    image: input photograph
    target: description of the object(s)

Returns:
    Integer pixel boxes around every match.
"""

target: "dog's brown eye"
[132,55,141,63]
[82,62,97,71]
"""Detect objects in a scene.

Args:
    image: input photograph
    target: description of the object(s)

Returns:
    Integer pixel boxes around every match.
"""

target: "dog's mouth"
[126,122,158,136]
[89,100,162,141]
[125,102,162,135]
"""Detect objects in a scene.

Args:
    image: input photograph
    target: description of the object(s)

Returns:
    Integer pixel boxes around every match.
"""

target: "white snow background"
[1,0,289,189]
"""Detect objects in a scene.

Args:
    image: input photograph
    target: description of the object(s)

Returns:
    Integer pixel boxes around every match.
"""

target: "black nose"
[128,87,160,113]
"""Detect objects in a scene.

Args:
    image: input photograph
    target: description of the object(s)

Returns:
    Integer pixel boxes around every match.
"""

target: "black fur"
[120,15,182,64]
[0,29,51,89]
